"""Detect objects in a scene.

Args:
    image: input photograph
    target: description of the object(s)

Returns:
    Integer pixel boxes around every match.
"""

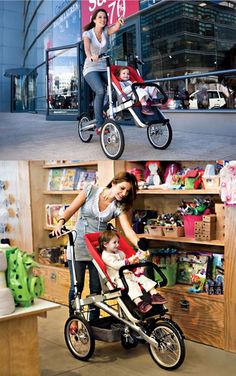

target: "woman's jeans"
[84,71,108,128]
[68,260,101,320]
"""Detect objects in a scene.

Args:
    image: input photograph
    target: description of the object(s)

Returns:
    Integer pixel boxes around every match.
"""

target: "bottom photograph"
[0,159,236,376]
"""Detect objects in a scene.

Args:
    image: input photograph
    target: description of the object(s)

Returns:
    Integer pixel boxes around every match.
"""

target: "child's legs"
[136,88,149,104]
[147,86,158,98]
[136,274,157,293]
[125,277,143,301]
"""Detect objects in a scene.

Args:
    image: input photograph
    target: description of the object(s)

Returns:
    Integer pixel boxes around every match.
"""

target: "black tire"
[78,113,93,143]
[100,119,125,160]
[121,333,138,350]
[64,315,95,361]
[147,122,172,150]
[148,321,185,370]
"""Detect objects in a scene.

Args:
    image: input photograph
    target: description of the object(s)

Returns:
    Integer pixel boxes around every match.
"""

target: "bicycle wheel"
[147,122,172,149]
[78,113,93,143]
[148,321,185,370]
[64,315,95,361]
[100,119,125,160]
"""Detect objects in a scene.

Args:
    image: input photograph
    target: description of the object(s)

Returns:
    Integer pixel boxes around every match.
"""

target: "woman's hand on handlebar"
[90,54,99,62]
[51,221,64,238]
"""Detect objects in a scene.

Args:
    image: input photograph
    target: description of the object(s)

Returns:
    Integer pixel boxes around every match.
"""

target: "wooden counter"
[0,299,60,376]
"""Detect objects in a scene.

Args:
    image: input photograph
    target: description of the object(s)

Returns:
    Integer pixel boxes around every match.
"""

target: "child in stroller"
[115,66,159,116]
[99,229,167,314]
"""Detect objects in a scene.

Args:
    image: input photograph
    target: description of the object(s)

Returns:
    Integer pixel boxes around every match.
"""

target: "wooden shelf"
[137,189,220,195]
[140,233,224,246]
[43,161,97,168]
[43,190,80,195]
[160,284,224,302]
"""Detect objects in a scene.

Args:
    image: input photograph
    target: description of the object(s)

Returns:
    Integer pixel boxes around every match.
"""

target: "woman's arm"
[107,17,125,36]
[53,190,86,236]
[118,212,140,247]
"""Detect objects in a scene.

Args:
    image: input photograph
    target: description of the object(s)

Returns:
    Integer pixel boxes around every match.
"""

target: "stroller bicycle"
[50,228,185,370]
[78,55,172,160]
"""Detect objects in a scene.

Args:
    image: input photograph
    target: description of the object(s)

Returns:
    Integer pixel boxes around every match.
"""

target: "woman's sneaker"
[141,106,155,116]
[151,293,167,305]
[137,300,152,313]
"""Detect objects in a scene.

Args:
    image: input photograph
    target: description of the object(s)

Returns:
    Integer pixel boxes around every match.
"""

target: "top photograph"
[0,0,236,160]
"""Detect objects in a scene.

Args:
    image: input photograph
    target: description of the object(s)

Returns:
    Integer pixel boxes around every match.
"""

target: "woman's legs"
[87,261,101,320]
[85,71,108,129]
[68,260,87,316]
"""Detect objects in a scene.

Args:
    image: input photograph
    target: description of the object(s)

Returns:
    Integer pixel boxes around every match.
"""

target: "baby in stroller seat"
[114,67,159,116]
[99,230,167,314]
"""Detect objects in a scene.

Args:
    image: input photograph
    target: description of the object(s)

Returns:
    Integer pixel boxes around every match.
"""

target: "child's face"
[119,69,130,81]
[104,236,120,253]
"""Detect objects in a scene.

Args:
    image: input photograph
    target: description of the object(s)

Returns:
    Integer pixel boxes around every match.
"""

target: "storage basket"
[163,226,184,238]
[145,225,164,236]
[154,263,177,287]
[183,215,203,237]
[202,175,220,189]
[90,316,122,342]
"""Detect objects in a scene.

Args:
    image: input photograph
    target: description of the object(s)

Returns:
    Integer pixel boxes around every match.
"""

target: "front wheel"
[148,321,185,370]
[64,315,95,361]
[78,113,93,143]
[147,122,172,149]
[100,119,125,160]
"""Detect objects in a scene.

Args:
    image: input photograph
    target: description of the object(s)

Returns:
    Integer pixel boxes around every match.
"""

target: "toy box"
[177,253,209,285]
[163,226,184,238]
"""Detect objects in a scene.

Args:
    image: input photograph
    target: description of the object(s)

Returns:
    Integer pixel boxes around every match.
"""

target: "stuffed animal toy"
[144,161,161,188]
[0,244,15,316]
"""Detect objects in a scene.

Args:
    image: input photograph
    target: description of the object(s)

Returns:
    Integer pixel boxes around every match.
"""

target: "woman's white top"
[83,27,109,77]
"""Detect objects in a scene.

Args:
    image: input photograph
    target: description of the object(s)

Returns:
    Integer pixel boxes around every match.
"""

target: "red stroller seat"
[84,232,136,291]
[110,65,144,97]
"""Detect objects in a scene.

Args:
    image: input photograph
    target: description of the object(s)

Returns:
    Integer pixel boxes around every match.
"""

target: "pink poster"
[81,0,139,29]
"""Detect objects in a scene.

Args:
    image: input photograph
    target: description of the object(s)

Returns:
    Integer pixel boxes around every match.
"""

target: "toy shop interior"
[0,159,236,376]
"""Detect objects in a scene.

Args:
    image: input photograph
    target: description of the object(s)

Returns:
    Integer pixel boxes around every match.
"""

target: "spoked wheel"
[64,315,95,361]
[148,321,185,370]
[78,113,94,143]
[147,121,172,149]
[100,119,125,160]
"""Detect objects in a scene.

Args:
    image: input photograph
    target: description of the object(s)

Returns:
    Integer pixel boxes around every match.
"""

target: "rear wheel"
[64,315,95,361]
[148,321,185,370]
[78,113,93,143]
[147,122,172,149]
[100,119,125,160]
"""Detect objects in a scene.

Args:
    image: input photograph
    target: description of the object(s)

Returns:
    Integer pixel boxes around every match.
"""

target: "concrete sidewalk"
[0,112,235,160]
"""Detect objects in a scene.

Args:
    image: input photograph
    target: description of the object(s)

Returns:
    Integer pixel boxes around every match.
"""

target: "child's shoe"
[151,293,167,305]
[141,106,155,116]
[137,300,152,313]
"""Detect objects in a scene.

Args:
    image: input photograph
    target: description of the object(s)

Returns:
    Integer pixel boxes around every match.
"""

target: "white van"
[189,90,226,109]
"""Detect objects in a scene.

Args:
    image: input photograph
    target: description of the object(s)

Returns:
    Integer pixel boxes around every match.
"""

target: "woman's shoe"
[96,127,109,135]
[141,106,155,116]
[69,323,78,335]
[137,300,152,313]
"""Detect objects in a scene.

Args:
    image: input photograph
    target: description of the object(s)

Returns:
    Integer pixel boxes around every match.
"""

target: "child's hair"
[115,67,130,80]
[98,230,120,251]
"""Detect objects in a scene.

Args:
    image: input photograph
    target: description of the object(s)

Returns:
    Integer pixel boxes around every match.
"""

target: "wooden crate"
[145,225,164,236]
[160,288,224,349]
[163,226,184,238]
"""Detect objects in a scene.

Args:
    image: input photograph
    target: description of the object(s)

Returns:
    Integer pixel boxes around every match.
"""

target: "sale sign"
[81,0,139,30]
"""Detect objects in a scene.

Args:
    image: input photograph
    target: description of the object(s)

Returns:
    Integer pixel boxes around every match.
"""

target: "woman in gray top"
[83,8,124,134]
[53,171,149,320]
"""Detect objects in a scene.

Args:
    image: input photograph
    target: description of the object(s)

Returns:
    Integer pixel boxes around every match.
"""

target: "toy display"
[177,253,209,293]
[6,247,44,307]
[219,160,236,205]
[0,244,15,316]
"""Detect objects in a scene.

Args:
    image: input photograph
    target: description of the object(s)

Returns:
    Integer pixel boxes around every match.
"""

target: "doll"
[144,161,161,188]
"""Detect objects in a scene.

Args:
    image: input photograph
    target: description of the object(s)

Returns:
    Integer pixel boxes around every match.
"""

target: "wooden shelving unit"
[25,160,236,353]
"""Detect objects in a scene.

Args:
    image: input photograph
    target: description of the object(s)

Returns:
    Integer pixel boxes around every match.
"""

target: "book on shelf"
[47,168,64,191]
[45,204,78,227]
[59,168,77,190]
[74,170,97,190]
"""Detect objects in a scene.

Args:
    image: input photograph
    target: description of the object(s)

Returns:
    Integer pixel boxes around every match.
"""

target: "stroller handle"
[49,226,75,246]
[119,261,168,294]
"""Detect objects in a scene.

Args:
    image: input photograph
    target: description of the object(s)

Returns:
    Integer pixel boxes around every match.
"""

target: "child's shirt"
[102,249,130,284]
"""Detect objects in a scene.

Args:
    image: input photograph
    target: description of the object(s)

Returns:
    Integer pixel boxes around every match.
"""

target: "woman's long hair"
[106,171,138,212]
[84,8,108,31]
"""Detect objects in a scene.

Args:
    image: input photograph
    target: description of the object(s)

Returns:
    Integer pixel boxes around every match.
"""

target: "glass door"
[46,45,79,119]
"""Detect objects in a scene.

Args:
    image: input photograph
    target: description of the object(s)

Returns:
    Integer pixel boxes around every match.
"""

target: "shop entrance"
[46,44,79,120]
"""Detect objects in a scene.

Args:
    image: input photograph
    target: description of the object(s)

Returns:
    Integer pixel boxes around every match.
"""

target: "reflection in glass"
[48,47,78,115]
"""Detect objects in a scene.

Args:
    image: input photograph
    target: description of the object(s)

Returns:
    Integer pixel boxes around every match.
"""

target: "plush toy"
[144,161,161,188]
[0,244,15,316]
[188,273,205,293]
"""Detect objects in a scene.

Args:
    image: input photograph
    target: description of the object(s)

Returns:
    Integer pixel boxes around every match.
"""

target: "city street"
[0,112,235,160]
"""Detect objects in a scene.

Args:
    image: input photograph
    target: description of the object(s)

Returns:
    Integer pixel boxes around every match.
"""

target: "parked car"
[189,89,227,109]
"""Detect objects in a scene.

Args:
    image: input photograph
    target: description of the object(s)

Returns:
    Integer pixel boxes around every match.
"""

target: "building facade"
[1,0,236,117]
